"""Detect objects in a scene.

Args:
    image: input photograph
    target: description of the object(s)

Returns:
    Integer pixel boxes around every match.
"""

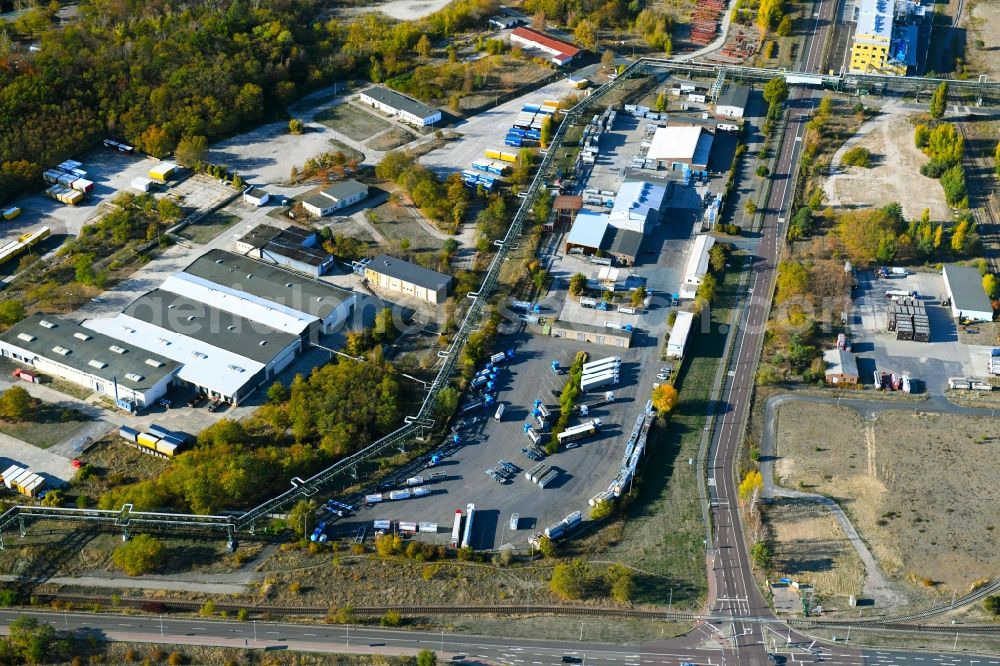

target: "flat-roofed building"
[364,254,453,305]
[848,0,917,75]
[549,319,633,348]
[680,234,715,298]
[715,84,750,118]
[243,187,270,207]
[647,125,714,170]
[603,226,644,266]
[565,210,610,256]
[0,315,180,412]
[85,290,302,405]
[182,249,354,337]
[942,263,994,322]
[609,180,668,234]
[358,87,443,127]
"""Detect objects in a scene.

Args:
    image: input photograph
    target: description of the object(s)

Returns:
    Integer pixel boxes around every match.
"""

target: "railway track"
[956,119,1000,274]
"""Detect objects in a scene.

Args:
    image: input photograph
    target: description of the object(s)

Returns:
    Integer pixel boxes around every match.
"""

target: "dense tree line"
[376,150,471,231]
[99,357,401,514]
[0,0,498,204]
[914,122,967,208]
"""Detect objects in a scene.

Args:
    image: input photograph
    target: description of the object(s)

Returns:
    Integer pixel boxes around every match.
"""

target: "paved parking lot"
[328,324,665,549]
[418,77,580,178]
[847,269,991,393]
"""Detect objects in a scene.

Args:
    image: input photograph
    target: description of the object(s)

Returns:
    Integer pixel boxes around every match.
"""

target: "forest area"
[0,0,498,204]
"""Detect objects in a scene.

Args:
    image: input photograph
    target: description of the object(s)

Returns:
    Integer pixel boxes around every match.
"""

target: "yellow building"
[849,0,907,75]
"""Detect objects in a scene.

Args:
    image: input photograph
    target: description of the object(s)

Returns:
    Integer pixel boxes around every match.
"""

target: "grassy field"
[0,402,91,449]
[443,615,691,643]
[177,211,241,245]
[766,498,865,601]
[328,139,365,164]
[367,127,416,151]
[774,402,1000,592]
[370,201,445,252]
[315,104,391,141]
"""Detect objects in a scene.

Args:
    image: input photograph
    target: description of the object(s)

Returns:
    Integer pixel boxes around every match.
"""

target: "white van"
[494,403,506,421]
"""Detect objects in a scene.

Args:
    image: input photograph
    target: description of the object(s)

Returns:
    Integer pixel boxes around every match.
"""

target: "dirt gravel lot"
[774,401,1000,592]
[968,1,1000,79]
[823,107,952,221]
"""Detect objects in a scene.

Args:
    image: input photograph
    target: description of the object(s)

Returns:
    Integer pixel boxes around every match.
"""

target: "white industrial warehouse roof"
[566,210,610,249]
[823,348,859,377]
[684,234,715,282]
[856,0,893,38]
[84,314,267,399]
[611,180,667,223]
[647,126,714,165]
[160,273,318,336]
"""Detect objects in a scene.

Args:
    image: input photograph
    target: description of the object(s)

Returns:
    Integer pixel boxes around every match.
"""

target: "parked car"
[207,399,223,413]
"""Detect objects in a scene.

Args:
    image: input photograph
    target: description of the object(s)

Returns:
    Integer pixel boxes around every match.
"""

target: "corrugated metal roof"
[510,27,582,57]
[943,264,993,314]
[717,84,750,110]
[366,255,453,291]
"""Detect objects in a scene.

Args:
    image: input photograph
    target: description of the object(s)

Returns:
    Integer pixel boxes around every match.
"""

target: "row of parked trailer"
[577,107,617,166]
[461,170,499,191]
[524,462,560,489]
[0,227,50,268]
[581,356,621,392]
[948,377,994,391]
[1,464,46,498]
[119,423,191,458]
[42,160,94,206]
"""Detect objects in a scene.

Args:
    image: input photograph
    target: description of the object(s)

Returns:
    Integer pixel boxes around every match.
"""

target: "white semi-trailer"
[581,370,619,391]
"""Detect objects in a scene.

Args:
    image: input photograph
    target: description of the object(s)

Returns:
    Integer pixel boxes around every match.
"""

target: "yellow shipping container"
[155,440,178,457]
[137,432,160,449]
[484,148,503,160]
[148,162,178,181]
[2,207,21,221]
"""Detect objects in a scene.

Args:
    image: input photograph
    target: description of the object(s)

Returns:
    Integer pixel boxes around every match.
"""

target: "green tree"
[112,534,166,576]
[539,115,554,149]
[776,14,792,36]
[569,273,587,296]
[537,535,557,557]
[288,118,305,135]
[914,123,930,149]
[756,164,770,178]
[762,76,789,109]
[590,499,613,520]
[417,650,438,666]
[930,81,948,119]
[985,595,1000,617]
[533,188,553,222]
[573,19,598,50]
[174,135,208,167]
[549,559,591,600]
[381,610,402,627]
[287,499,317,538]
[9,616,59,664]
[416,34,432,58]
[0,299,26,329]
[630,286,646,307]
[744,199,757,217]
[709,244,728,272]
[0,385,31,421]
[654,91,667,112]
[750,541,771,570]
[841,146,872,168]
[608,566,635,603]
[267,382,289,404]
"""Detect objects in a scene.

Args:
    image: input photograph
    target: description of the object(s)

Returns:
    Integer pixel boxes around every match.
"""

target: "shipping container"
[136,432,160,448]
[418,522,438,533]
[450,509,463,547]
[579,297,597,308]
[412,486,431,497]
[2,465,24,489]
[71,178,94,194]
[365,493,384,504]
[525,462,546,482]
[536,469,559,488]
[388,489,411,501]
[119,426,140,443]
[148,162,179,181]
[461,503,475,548]
[398,521,418,534]
[131,177,155,192]
[155,440,178,457]
[1,207,21,221]
[405,476,424,487]
[148,424,171,439]
[373,519,392,530]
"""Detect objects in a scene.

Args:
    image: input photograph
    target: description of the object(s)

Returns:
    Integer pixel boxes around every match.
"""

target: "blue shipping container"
[505,135,523,147]
[523,104,541,112]
[525,129,542,140]
[509,127,527,137]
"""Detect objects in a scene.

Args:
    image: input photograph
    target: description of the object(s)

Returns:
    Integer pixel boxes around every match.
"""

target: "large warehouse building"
[509,27,582,66]
[848,0,923,75]
[0,315,180,412]
[364,255,453,305]
[646,125,714,170]
[609,180,668,235]
[358,87,442,127]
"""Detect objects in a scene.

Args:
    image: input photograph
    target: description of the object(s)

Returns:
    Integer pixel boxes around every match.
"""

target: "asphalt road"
[1,610,997,666]
[696,0,848,661]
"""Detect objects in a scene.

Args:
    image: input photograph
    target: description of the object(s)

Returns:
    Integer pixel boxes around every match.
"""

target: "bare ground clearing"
[774,401,1000,593]
[967,1,1000,79]
[766,499,866,601]
[823,108,952,221]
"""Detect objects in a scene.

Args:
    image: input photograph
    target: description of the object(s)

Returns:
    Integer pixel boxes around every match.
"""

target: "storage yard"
[773,400,1000,592]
